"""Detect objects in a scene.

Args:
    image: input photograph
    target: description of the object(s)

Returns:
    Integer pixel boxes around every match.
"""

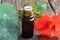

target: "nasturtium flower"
[34,14,60,37]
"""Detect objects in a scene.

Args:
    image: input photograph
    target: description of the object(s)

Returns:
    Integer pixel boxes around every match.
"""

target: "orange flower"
[52,15,60,37]
[34,14,60,37]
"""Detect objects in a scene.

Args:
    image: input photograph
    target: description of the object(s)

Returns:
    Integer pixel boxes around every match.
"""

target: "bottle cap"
[24,6,33,17]
[24,6,33,11]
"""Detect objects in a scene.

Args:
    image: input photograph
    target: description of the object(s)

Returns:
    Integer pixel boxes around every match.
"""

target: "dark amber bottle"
[22,6,34,39]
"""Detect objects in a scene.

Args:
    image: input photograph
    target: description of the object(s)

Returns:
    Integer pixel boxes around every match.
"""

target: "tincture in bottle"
[22,6,34,39]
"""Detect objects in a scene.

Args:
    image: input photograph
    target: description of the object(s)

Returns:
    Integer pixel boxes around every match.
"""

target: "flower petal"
[34,14,52,36]
[52,15,60,37]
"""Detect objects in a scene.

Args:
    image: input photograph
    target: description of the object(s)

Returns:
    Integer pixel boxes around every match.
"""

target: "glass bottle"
[22,6,34,39]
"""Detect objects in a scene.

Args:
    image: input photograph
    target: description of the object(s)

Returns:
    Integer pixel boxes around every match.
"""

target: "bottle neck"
[23,11,34,21]
[23,6,34,21]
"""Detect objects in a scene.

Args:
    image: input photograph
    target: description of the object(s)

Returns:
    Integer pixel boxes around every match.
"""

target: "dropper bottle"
[22,6,34,39]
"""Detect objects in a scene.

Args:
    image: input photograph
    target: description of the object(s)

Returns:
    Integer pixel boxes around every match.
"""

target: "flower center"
[49,21,54,28]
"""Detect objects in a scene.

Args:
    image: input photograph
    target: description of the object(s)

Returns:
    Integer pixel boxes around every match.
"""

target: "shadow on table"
[19,35,58,40]
[33,35,58,40]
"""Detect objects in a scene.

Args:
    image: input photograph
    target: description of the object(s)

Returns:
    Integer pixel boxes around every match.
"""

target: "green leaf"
[34,14,41,18]
[0,2,19,40]
[36,2,47,13]
[32,5,37,12]
[34,13,44,18]
[0,17,19,40]
[0,2,18,25]
[32,2,47,18]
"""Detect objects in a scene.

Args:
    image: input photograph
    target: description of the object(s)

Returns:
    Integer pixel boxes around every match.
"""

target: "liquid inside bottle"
[22,6,34,39]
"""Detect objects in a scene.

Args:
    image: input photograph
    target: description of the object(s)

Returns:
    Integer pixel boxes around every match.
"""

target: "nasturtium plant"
[32,2,47,18]
[0,3,19,40]
[34,13,44,18]
[32,5,37,12]
[0,17,19,40]
[0,3,18,25]
[36,2,47,13]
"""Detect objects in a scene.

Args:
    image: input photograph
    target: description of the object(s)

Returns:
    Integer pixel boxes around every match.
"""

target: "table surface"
[18,0,60,40]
